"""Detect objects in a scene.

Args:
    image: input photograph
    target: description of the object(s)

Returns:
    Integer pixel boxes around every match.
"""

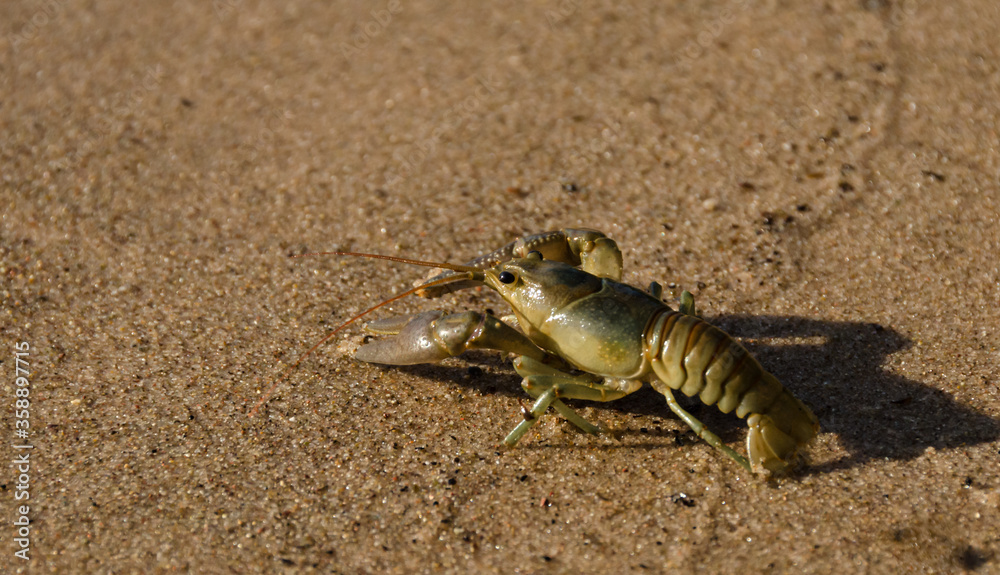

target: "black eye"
[498,271,516,284]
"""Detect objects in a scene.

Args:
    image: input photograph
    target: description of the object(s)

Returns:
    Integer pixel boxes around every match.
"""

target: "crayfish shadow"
[391,354,753,445]
[389,357,524,399]
[385,316,1000,473]
[709,314,1000,472]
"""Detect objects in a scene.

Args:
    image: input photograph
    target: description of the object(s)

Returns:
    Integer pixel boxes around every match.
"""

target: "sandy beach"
[2,1,999,572]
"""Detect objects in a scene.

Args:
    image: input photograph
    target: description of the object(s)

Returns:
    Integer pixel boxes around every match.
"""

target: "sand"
[2,0,999,572]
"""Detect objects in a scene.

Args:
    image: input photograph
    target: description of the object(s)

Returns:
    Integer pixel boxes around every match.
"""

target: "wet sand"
[3,1,999,572]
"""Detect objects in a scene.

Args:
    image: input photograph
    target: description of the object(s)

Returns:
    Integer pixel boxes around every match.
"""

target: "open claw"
[355,311,449,365]
[355,311,548,366]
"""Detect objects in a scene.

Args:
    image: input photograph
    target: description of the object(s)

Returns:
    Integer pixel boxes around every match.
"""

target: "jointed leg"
[655,383,752,472]
[503,357,638,446]
[679,290,698,316]
[504,386,602,446]
[647,281,663,300]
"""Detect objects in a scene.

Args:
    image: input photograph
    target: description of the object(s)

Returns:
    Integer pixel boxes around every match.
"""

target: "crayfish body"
[351,229,819,477]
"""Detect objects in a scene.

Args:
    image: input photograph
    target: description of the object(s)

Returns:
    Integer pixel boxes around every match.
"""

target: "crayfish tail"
[746,412,812,477]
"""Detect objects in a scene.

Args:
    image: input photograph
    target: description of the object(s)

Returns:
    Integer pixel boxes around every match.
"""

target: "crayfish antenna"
[248,255,482,417]
[292,251,481,273]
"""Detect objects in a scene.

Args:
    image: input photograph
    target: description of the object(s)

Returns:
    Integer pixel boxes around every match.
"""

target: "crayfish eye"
[498,271,516,284]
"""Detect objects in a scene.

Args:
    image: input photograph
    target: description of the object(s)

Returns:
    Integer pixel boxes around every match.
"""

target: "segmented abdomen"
[645,310,818,446]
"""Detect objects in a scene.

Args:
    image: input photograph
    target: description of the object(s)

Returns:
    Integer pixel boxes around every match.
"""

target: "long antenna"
[293,251,480,273]
[249,264,480,417]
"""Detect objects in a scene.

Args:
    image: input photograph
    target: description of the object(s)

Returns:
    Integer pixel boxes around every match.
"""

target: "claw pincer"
[355,310,545,366]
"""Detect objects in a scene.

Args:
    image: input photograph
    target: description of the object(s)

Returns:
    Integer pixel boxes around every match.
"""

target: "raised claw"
[416,228,623,298]
[355,310,549,366]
